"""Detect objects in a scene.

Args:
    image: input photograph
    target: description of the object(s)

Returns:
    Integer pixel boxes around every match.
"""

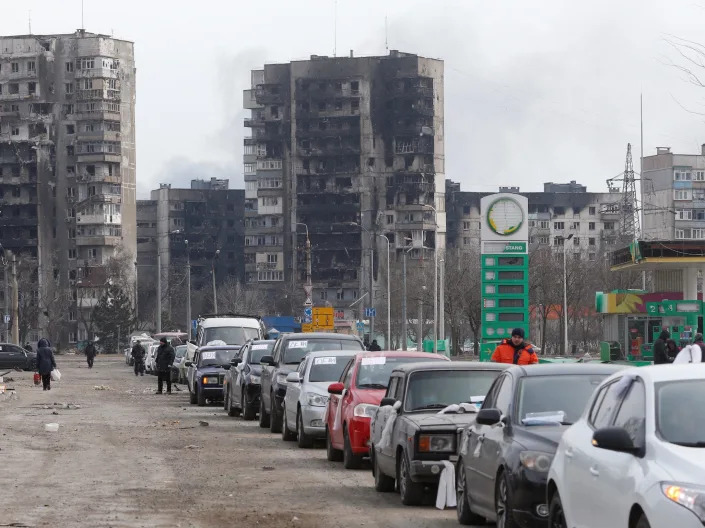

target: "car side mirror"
[286,372,301,383]
[476,408,502,426]
[260,355,276,367]
[231,358,242,366]
[592,427,639,454]
[328,382,344,395]
[380,397,397,408]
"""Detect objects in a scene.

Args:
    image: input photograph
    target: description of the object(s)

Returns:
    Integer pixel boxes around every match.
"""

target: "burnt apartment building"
[244,51,445,319]
[446,180,624,260]
[0,30,136,345]
[136,181,245,330]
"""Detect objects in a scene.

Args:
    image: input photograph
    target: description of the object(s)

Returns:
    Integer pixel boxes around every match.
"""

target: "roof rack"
[197,313,262,321]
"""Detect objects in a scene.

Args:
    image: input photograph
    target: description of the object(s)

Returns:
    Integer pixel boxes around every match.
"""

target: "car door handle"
[589,466,599,477]
[565,448,574,459]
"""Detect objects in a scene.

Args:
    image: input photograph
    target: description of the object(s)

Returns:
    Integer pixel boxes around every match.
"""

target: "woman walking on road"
[36,338,57,391]
[85,341,97,369]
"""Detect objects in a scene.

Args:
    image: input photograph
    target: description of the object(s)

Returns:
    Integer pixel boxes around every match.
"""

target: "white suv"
[187,314,264,358]
[547,364,705,528]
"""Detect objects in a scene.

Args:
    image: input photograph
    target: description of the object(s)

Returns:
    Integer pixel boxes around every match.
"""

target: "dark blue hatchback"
[186,346,240,406]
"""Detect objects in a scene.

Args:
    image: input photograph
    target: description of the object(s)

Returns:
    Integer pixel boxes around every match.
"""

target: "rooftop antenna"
[28,10,32,34]
[333,0,338,57]
[385,15,388,52]
[81,0,84,29]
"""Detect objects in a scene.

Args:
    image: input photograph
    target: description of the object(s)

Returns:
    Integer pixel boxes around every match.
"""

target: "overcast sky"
[5,0,705,197]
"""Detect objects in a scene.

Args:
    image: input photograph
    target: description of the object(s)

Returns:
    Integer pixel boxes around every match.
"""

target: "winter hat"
[511,328,525,339]
[694,333,703,343]
[160,337,167,344]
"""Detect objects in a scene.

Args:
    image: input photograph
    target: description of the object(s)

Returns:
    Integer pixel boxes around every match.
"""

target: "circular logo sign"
[487,197,524,236]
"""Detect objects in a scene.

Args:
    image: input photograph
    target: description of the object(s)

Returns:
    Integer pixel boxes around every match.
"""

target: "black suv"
[259,332,364,433]
[0,343,37,371]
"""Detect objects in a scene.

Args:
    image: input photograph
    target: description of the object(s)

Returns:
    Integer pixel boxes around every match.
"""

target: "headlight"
[519,451,554,472]
[306,393,328,407]
[249,375,261,384]
[662,482,705,522]
[353,403,378,418]
[418,434,456,453]
[202,376,218,385]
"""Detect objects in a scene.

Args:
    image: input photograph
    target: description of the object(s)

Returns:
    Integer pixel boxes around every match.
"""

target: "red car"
[325,351,449,469]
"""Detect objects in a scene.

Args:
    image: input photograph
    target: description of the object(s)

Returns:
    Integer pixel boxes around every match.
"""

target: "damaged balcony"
[388,77,434,98]
[393,117,434,136]
[297,194,360,215]
[296,175,355,194]
[295,157,359,175]
[295,78,361,100]
[394,136,434,155]
[297,138,361,157]
[255,84,284,105]
[296,120,361,138]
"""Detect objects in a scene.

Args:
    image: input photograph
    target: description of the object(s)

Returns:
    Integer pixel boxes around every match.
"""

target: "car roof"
[280,332,361,341]
[198,345,241,352]
[249,339,275,345]
[306,350,359,358]
[605,363,705,384]
[508,363,626,377]
[391,361,511,374]
[199,317,261,328]
[355,351,450,361]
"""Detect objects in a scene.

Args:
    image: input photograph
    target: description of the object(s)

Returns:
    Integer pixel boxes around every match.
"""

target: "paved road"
[1,356,477,528]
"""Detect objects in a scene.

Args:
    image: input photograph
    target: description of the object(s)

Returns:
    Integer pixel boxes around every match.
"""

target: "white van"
[186,314,265,362]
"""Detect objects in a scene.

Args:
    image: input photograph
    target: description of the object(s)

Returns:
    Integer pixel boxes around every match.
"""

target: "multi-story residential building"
[0,30,136,346]
[446,180,624,260]
[244,50,445,320]
[641,145,705,241]
[136,183,245,329]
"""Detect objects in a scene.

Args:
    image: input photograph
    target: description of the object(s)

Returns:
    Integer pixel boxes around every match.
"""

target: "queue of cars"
[174,323,704,528]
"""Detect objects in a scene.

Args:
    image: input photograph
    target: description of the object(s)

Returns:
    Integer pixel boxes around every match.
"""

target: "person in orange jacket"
[491,328,538,365]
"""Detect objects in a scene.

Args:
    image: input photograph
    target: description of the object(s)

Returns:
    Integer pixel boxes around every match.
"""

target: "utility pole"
[212,249,220,314]
[185,240,191,340]
[563,234,574,355]
[11,253,18,344]
[295,223,312,308]
[3,252,8,342]
[369,244,374,341]
[401,250,407,351]
[439,254,445,349]
[156,253,162,333]
[417,291,423,352]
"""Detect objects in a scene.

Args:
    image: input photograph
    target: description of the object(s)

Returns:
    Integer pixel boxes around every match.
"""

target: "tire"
[242,389,256,421]
[548,491,567,528]
[258,397,270,428]
[281,404,296,441]
[189,384,197,405]
[296,409,314,448]
[223,386,229,410]
[495,471,517,528]
[456,458,486,525]
[343,427,363,469]
[635,515,651,528]
[373,450,395,492]
[227,389,239,417]
[197,386,206,407]
[326,427,343,462]
[398,451,424,506]
[269,394,282,433]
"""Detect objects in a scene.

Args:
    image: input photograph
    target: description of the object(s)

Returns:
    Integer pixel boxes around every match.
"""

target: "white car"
[547,364,705,528]
[146,344,159,374]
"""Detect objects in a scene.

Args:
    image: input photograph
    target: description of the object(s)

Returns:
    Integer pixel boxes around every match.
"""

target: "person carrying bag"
[36,338,57,391]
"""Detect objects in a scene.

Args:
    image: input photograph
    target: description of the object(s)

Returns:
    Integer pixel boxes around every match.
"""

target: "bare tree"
[217,277,269,315]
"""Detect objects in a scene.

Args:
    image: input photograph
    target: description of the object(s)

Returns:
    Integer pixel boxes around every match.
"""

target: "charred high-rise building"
[244,51,445,323]
[0,30,136,346]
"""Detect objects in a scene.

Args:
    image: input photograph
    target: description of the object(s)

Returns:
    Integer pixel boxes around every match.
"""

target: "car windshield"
[174,346,188,358]
[356,356,440,389]
[248,342,274,364]
[282,339,363,365]
[404,369,501,411]
[199,349,238,367]
[517,374,607,426]
[309,356,351,383]
[656,380,705,446]
[203,327,259,346]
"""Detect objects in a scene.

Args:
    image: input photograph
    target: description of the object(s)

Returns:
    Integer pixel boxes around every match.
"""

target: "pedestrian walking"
[665,339,680,362]
[85,341,97,369]
[369,339,382,351]
[155,337,175,394]
[36,338,57,391]
[131,340,146,376]
[491,328,538,365]
[673,333,705,364]
[653,329,672,364]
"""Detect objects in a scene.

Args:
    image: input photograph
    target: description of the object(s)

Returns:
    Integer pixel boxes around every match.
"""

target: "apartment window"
[695,171,705,181]
[68,249,77,259]
[8,83,19,94]
[64,104,74,115]
[589,237,596,246]
[529,236,535,244]
[676,229,686,240]
[589,206,596,215]
[554,237,565,247]
[589,222,596,230]
[69,332,77,343]
[350,81,359,94]
[65,83,73,94]
[554,222,564,230]
[66,61,74,73]
[66,124,75,135]
[675,170,692,181]
[320,290,328,300]
[539,221,549,229]
[80,58,95,70]
[66,146,74,156]
[674,190,692,201]
[588,253,596,261]
[267,254,278,264]
[88,248,97,258]
[11,62,19,73]
[244,163,255,174]
[11,127,19,136]
[336,290,344,300]
[572,237,579,246]
[351,100,360,112]
[538,236,549,245]
[28,83,36,94]
[463,237,470,245]
[386,215,393,224]
[676,209,693,221]
[604,222,615,230]
[571,222,580,230]
[11,187,20,198]
[463,221,471,230]
[693,228,705,239]
[27,61,36,72]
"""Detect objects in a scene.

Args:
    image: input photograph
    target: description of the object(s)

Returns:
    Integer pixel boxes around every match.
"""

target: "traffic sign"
[365,308,376,318]
[356,321,365,331]
[301,323,313,333]
[312,307,334,331]
[303,307,313,324]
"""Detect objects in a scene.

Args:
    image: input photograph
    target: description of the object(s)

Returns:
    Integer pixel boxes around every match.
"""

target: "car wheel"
[242,389,256,421]
[296,409,314,448]
[258,397,270,428]
[281,404,296,441]
[373,450,395,492]
[326,427,343,462]
[548,491,567,528]
[496,471,517,528]
[197,386,206,407]
[343,426,362,469]
[398,450,423,505]
[456,458,486,525]
[227,389,239,417]
[635,515,651,528]
[223,387,229,410]
[269,394,282,433]
[189,384,197,405]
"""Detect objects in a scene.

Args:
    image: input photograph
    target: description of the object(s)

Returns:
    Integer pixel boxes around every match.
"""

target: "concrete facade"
[244,51,445,320]
[0,30,135,345]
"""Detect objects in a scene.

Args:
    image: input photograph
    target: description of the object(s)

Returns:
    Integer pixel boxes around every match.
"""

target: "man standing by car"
[131,340,146,376]
[653,329,672,364]
[491,328,538,365]
[85,341,97,369]
[155,337,175,394]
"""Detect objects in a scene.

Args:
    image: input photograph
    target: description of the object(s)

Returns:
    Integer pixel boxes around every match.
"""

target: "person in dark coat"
[665,339,679,362]
[369,339,382,351]
[155,337,175,394]
[653,329,671,364]
[36,338,56,391]
[84,341,97,369]
[131,340,146,376]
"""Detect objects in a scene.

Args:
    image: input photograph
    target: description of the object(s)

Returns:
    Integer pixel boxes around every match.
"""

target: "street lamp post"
[212,249,220,314]
[295,223,312,307]
[185,240,191,340]
[563,234,574,355]
[420,205,439,355]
